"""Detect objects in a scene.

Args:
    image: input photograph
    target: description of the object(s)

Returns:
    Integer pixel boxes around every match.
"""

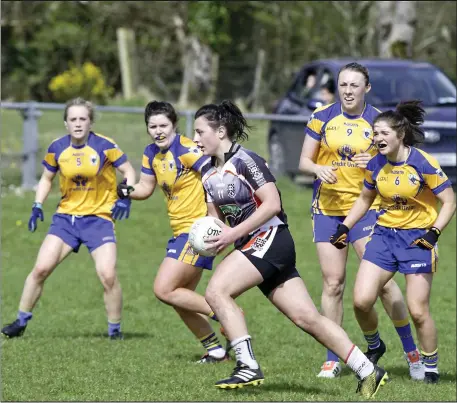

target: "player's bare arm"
[299,135,337,184]
[35,167,56,204]
[432,187,456,231]
[129,172,157,200]
[343,186,377,229]
[116,161,136,187]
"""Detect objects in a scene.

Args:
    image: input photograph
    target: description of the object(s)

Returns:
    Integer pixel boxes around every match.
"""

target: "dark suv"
[268,58,456,184]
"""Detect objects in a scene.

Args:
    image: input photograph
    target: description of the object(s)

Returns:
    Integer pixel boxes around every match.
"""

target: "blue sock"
[326,349,339,362]
[422,348,438,372]
[17,311,33,327]
[364,329,381,350]
[209,311,219,322]
[108,321,121,336]
[393,320,416,353]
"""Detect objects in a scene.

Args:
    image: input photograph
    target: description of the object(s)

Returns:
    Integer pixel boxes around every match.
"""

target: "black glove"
[411,227,441,250]
[329,224,350,249]
[117,178,135,199]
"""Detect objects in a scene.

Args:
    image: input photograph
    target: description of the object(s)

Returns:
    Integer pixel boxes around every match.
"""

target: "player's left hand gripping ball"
[412,227,441,250]
[329,224,349,249]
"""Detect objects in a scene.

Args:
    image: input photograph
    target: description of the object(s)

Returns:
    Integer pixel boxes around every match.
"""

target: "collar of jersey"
[70,131,93,149]
[387,146,413,166]
[159,133,179,154]
[211,142,240,166]
[341,103,367,120]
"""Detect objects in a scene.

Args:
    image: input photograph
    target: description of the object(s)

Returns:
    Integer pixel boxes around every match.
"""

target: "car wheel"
[268,132,286,177]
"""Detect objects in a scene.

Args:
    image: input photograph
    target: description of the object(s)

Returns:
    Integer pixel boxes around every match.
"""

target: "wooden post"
[116,28,138,99]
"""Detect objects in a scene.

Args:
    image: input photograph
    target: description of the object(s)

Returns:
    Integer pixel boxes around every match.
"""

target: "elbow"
[271,202,282,217]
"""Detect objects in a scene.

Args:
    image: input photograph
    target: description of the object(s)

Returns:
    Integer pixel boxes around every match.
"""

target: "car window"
[366,66,456,106]
[290,67,319,101]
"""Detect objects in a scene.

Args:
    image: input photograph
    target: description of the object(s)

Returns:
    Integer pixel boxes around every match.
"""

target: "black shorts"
[236,225,301,297]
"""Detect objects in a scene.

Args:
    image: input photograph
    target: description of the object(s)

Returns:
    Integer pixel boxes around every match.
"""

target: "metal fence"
[1,101,311,190]
[1,101,456,189]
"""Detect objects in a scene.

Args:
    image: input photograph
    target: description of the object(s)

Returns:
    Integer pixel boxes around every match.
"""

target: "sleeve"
[305,110,325,141]
[141,146,156,176]
[363,157,377,190]
[241,153,276,192]
[42,141,59,173]
[179,144,209,172]
[104,141,127,167]
[202,179,214,203]
[420,154,452,194]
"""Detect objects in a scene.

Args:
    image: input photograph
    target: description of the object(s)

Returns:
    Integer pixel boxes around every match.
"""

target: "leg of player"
[205,250,265,389]
[269,275,389,399]
[1,234,73,338]
[353,238,420,373]
[405,272,438,383]
[315,242,349,377]
[154,262,228,363]
[91,242,123,339]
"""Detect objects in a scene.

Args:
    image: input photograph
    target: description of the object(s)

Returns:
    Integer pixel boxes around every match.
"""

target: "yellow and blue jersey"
[306,102,381,215]
[364,147,452,229]
[42,132,127,221]
[141,134,209,236]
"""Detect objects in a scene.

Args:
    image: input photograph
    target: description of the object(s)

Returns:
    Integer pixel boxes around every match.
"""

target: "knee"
[205,282,225,309]
[353,293,376,313]
[408,304,429,326]
[98,269,117,291]
[323,278,345,298]
[31,264,53,282]
[153,281,171,304]
[290,310,320,332]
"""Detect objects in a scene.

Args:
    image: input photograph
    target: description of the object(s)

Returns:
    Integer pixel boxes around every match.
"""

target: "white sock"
[231,335,259,369]
[208,346,226,359]
[345,345,375,380]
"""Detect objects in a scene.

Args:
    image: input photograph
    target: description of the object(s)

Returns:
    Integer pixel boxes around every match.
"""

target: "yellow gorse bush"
[49,62,113,104]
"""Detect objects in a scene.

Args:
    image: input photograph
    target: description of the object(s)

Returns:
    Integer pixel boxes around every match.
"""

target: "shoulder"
[409,148,442,172]
[89,132,119,150]
[143,142,160,158]
[176,135,201,156]
[367,153,386,171]
[310,102,340,124]
[48,135,70,152]
[362,104,382,124]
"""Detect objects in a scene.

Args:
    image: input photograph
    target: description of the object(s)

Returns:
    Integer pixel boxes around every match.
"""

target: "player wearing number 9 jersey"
[330,100,455,384]
[1,97,136,340]
[299,62,416,378]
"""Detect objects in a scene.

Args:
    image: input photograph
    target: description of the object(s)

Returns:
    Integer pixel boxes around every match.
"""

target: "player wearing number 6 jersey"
[330,100,456,384]
[1,97,136,340]
[299,62,420,379]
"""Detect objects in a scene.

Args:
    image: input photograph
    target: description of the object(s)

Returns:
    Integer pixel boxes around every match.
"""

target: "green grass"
[1,109,456,401]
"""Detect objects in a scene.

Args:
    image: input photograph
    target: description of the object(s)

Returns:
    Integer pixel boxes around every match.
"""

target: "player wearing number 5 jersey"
[299,62,420,379]
[1,97,136,340]
[330,100,456,384]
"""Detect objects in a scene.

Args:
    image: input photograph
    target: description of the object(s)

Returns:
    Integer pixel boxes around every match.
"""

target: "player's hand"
[352,152,372,169]
[411,227,441,250]
[117,178,135,199]
[205,222,238,254]
[314,165,338,184]
[111,199,132,220]
[28,202,44,232]
[329,224,349,249]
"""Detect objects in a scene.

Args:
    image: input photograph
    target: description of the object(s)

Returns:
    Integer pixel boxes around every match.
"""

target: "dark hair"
[321,80,335,94]
[64,97,95,122]
[194,100,252,142]
[373,100,425,146]
[338,62,370,86]
[144,101,178,126]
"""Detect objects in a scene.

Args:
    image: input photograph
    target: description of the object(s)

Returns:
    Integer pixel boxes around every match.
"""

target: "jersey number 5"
[76,157,82,166]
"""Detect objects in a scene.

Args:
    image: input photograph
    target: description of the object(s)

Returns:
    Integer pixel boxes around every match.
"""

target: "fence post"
[21,101,42,190]
[185,110,193,138]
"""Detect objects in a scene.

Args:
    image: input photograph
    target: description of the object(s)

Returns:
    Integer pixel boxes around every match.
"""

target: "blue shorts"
[312,210,377,243]
[166,233,214,270]
[48,213,116,253]
[363,225,438,274]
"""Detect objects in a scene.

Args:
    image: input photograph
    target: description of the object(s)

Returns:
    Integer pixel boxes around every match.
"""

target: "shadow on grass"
[43,331,155,340]
[384,365,456,382]
[214,381,334,396]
